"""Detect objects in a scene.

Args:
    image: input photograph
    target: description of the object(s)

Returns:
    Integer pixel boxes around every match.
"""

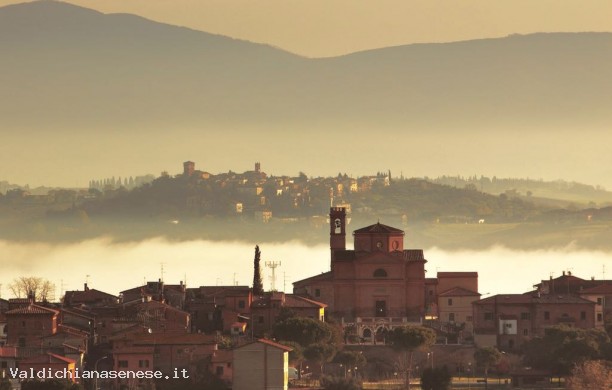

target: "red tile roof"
[5,304,59,316]
[21,352,76,365]
[438,287,480,297]
[353,223,404,235]
[580,284,612,294]
[256,339,293,352]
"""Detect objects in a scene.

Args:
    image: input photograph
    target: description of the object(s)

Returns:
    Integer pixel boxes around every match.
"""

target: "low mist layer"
[1,239,609,300]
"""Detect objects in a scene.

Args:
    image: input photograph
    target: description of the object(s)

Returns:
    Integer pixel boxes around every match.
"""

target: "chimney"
[84,283,89,291]
[562,271,566,276]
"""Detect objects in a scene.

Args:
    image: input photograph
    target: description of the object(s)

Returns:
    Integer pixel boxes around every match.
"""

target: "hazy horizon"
[1,238,609,301]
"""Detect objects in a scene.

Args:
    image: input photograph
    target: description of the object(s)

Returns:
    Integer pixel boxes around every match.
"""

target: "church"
[293,207,479,340]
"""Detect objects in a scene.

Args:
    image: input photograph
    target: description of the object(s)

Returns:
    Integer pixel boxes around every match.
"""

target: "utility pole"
[266,261,281,291]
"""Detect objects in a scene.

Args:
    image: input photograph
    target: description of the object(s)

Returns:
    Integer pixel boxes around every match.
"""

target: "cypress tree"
[253,245,264,295]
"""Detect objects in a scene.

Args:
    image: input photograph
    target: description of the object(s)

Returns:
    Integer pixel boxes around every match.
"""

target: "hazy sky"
[2,0,612,57]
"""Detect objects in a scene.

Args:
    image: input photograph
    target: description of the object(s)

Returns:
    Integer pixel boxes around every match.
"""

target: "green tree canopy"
[522,325,611,376]
[333,350,367,370]
[272,317,337,347]
[304,342,338,376]
[474,346,502,377]
[388,326,436,353]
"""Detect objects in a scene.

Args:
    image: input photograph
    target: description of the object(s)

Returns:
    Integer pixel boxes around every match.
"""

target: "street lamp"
[467,362,472,390]
[95,355,108,390]
[427,351,434,369]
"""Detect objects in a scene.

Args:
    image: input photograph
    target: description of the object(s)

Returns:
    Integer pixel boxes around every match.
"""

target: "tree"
[334,350,367,371]
[272,317,337,347]
[474,347,501,388]
[523,325,611,376]
[304,342,337,377]
[21,379,83,390]
[8,276,55,301]
[420,366,452,390]
[387,326,436,389]
[566,360,612,389]
[252,245,264,296]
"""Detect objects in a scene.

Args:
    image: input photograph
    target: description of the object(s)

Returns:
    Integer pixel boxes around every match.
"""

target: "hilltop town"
[3,162,612,251]
[1,209,611,389]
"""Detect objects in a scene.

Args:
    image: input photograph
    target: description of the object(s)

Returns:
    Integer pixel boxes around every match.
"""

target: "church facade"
[294,207,427,321]
[293,207,480,341]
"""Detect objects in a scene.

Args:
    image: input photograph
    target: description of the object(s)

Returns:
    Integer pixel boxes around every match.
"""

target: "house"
[19,353,77,383]
[111,332,218,375]
[63,283,118,307]
[4,302,59,351]
[473,292,595,350]
[233,339,292,390]
[250,292,326,336]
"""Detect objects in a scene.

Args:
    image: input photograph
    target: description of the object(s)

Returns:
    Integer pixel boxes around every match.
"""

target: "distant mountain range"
[2,0,612,190]
[2,0,612,130]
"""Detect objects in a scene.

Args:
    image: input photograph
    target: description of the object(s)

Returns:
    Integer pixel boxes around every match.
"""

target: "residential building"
[233,339,292,390]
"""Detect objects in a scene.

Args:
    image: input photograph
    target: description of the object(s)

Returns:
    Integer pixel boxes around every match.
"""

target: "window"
[238,300,245,309]
[544,311,550,320]
[373,269,388,278]
[520,312,531,320]
[18,337,25,347]
[448,299,453,306]
[508,340,514,349]
[138,360,149,368]
[429,290,433,296]
[315,289,321,297]
[118,360,128,368]
[523,328,529,336]
[216,366,224,376]
[597,297,603,305]
[466,316,473,322]
[449,313,455,322]
[597,313,603,322]
[580,311,586,320]
[1,362,7,368]
[258,316,264,324]
[21,321,26,328]
[484,313,493,320]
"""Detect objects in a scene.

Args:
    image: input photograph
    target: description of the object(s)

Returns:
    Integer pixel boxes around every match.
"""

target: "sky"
[2,0,612,188]
[2,0,612,57]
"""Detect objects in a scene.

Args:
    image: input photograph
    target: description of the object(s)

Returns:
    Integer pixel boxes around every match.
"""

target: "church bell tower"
[329,207,346,261]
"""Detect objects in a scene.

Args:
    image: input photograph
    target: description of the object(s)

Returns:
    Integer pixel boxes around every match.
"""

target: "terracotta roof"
[476,293,595,305]
[293,271,333,286]
[64,289,117,304]
[284,295,327,308]
[255,338,293,352]
[405,250,425,261]
[353,222,404,235]
[438,287,480,297]
[21,352,76,365]
[114,332,217,345]
[580,283,612,294]
[5,304,59,316]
